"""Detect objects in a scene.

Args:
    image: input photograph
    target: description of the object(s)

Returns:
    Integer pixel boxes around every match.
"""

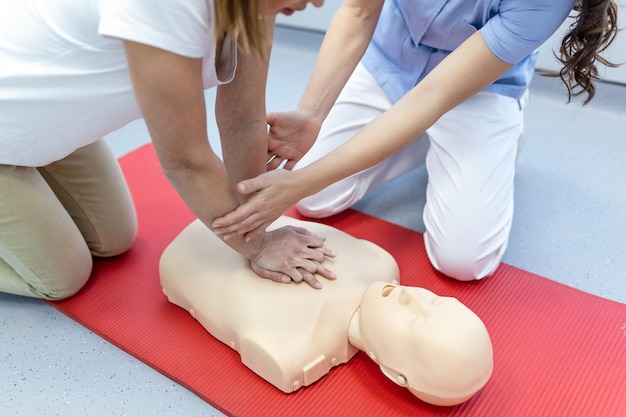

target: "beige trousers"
[0,139,137,300]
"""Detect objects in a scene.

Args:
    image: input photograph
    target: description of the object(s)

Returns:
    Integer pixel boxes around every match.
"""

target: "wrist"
[291,164,327,200]
[295,104,324,132]
[237,231,268,263]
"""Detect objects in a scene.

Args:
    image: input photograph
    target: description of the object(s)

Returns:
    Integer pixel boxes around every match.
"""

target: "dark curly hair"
[547,0,620,104]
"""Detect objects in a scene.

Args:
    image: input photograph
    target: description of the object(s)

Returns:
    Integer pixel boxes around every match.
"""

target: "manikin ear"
[379,364,409,387]
[380,363,471,406]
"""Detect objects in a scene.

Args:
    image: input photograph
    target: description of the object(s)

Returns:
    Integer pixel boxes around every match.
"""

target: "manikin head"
[358,282,493,406]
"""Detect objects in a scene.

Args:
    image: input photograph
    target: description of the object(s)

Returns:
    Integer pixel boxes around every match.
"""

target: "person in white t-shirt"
[0,0,331,300]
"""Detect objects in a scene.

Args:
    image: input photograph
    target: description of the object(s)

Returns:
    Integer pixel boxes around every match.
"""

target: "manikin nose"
[398,289,433,312]
[381,285,433,310]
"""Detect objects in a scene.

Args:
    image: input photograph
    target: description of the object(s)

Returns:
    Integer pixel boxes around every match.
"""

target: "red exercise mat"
[49,144,626,417]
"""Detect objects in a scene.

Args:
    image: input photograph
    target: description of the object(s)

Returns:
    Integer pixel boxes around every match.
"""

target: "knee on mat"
[90,221,137,258]
[424,234,504,282]
[34,258,93,301]
[40,278,88,301]
[295,202,337,219]
[295,199,346,219]
[295,187,361,219]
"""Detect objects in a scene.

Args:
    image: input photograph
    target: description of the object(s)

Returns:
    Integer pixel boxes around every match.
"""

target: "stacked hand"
[215,108,328,288]
[249,225,336,289]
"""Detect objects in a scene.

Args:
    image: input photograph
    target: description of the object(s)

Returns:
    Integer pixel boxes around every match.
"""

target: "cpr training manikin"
[159,216,493,406]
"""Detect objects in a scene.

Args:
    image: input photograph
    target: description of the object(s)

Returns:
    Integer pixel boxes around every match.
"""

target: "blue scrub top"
[362,0,576,101]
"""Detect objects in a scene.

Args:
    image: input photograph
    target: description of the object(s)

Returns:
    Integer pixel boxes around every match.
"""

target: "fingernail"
[223,234,231,241]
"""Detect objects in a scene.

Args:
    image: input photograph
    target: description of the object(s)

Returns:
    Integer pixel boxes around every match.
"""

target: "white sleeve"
[97,0,213,58]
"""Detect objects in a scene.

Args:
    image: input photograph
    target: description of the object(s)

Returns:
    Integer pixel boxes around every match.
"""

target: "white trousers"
[294,63,525,281]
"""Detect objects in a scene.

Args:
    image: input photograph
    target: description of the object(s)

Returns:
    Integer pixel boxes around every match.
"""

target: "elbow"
[335,1,383,30]
[156,148,218,186]
[344,1,379,21]
[159,160,197,189]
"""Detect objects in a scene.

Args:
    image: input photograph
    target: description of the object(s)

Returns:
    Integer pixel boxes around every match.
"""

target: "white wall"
[277,1,625,85]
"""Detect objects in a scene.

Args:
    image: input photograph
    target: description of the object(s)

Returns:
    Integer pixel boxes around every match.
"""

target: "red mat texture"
[49,144,626,417]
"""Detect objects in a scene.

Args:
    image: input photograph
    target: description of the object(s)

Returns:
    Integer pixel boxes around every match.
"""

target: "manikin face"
[359,282,493,406]
[265,0,325,16]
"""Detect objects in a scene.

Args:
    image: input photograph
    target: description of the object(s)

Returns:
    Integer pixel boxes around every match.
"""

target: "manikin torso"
[159,216,400,393]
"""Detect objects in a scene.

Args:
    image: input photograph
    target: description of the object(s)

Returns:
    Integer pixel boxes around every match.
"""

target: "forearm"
[297,0,383,124]
[296,31,515,194]
[217,18,275,196]
[124,40,264,260]
[163,155,264,258]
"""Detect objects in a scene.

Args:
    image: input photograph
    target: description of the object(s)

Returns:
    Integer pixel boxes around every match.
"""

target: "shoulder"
[482,0,576,63]
[98,0,214,58]
[495,0,576,37]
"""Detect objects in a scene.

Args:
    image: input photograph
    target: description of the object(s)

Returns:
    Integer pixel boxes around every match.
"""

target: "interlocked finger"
[298,267,321,289]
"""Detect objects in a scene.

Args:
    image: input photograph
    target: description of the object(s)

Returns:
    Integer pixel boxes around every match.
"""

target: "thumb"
[267,111,279,126]
[237,175,267,195]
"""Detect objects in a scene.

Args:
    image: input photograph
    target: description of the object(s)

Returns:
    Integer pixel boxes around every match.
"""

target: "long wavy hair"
[213,0,268,56]
[548,0,620,104]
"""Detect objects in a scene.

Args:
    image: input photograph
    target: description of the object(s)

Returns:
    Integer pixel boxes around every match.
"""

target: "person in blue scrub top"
[212,0,619,282]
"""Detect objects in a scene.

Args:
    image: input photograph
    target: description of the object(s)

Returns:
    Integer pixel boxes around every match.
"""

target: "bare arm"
[297,0,383,125]
[217,18,274,195]
[214,21,336,288]
[296,31,514,191]
[123,40,334,287]
[266,0,384,169]
[213,31,514,238]
[123,41,239,242]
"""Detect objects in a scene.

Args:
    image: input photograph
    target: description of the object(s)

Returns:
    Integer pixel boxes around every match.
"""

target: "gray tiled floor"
[1,26,625,417]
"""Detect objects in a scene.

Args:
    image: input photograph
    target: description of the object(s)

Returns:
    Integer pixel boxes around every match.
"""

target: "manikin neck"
[347,308,365,351]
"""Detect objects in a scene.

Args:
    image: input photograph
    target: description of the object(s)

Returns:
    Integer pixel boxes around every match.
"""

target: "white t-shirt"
[0,0,236,166]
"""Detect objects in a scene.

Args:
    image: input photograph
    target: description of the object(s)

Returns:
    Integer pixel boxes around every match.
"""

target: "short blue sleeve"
[481,0,576,64]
